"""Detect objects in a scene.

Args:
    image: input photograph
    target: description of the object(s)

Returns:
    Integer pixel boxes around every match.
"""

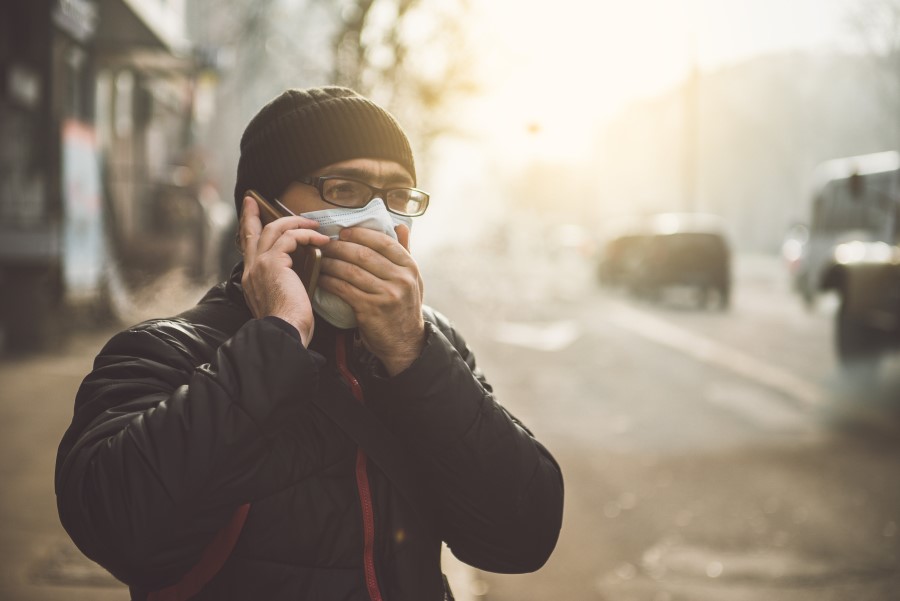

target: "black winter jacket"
[55,265,564,600]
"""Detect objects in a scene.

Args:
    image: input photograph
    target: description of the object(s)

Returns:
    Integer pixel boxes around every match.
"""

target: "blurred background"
[3,0,900,599]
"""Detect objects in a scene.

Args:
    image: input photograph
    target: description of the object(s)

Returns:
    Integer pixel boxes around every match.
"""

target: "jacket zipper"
[336,333,384,601]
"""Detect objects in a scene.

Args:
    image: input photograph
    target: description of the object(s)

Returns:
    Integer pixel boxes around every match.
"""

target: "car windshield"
[813,175,894,239]
[649,233,725,264]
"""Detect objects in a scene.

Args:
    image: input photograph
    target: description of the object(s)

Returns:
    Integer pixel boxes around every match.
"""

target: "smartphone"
[245,189,322,296]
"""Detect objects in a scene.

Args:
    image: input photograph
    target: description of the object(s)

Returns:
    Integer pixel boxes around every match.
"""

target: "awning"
[92,0,188,55]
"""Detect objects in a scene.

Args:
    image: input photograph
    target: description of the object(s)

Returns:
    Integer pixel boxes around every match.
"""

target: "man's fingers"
[269,228,331,255]
[320,231,421,303]
[335,227,412,267]
[320,257,383,294]
[395,223,411,252]
[240,196,262,263]
[242,196,330,271]
[255,215,324,256]
[323,239,401,281]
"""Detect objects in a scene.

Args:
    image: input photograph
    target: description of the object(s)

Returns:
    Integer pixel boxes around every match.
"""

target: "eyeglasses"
[297,176,430,217]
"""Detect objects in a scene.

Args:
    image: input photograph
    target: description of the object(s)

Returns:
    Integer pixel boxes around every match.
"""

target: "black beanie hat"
[234,86,416,215]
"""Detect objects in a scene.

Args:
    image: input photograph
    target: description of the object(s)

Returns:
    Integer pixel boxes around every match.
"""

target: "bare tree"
[188,0,480,182]
[324,0,481,158]
[846,0,900,144]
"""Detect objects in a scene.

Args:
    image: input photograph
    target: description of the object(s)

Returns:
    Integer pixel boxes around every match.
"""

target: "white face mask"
[301,198,413,329]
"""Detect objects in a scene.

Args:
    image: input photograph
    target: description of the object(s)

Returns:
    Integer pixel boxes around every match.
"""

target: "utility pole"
[683,35,700,213]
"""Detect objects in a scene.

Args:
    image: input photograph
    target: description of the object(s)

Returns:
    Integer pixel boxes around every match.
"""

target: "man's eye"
[327,181,366,198]
[386,190,413,205]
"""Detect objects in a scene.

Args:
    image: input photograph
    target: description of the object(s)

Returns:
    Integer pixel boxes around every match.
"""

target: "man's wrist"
[265,315,313,347]
[293,321,314,348]
[381,333,426,377]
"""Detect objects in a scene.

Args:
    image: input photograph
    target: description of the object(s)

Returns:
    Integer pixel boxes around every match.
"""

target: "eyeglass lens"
[320,178,427,216]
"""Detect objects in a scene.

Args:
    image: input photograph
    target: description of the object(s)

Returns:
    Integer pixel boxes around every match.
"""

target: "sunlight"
[464,0,697,162]
[460,0,850,165]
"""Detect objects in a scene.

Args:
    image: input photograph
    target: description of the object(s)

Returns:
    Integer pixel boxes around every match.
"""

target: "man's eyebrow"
[321,166,413,186]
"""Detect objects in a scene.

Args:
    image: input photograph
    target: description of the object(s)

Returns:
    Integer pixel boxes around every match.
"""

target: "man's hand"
[239,196,331,347]
[318,223,425,375]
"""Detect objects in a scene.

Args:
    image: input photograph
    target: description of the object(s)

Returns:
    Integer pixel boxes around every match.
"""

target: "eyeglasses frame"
[296,175,430,217]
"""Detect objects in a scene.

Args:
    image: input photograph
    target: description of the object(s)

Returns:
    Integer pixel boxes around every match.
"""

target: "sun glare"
[460,0,848,165]
[462,0,699,162]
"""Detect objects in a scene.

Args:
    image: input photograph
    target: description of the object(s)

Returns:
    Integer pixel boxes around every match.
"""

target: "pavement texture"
[1,326,127,600]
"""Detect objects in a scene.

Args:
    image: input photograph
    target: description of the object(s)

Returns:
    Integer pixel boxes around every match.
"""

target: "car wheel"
[697,285,713,310]
[719,284,731,310]
[836,295,882,379]
[801,290,815,311]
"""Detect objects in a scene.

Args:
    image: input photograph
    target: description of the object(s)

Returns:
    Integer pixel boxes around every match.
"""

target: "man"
[55,86,564,601]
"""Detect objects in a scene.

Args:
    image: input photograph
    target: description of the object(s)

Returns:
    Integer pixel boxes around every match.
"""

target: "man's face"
[279,157,415,215]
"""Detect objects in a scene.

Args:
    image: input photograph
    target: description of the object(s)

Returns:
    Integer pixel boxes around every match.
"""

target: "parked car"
[596,231,645,287]
[597,213,731,310]
[784,151,900,370]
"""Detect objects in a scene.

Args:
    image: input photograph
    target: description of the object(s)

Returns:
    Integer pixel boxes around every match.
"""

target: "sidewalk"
[0,326,127,600]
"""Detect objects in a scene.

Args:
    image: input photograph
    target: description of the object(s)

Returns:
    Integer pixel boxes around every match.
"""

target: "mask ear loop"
[273,198,296,215]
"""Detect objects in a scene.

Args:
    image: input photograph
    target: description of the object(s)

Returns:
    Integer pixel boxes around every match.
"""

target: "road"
[2,249,900,600]
[421,246,900,601]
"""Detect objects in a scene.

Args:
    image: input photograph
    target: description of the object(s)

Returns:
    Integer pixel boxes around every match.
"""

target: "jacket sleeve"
[54,316,350,589]
[368,311,564,573]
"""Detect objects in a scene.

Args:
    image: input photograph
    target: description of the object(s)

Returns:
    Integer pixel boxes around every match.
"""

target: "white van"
[787,151,900,306]
[785,151,900,368]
